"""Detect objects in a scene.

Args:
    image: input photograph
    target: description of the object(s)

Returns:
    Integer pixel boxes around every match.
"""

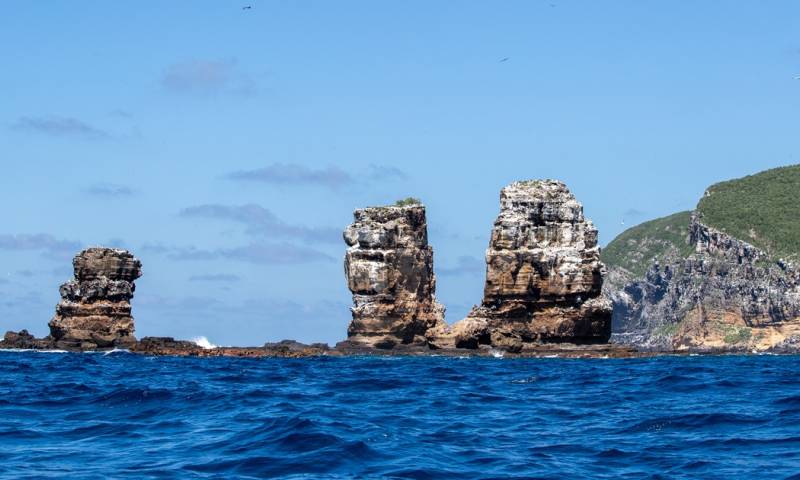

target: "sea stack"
[48,247,142,350]
[434,180,611,351]
[341,201,446,349]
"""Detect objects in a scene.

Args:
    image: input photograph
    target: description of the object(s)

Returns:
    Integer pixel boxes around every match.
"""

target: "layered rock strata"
[431,180,611,350]
[341,204,446,349]
[48,247,142,349]
[607,216,800,351]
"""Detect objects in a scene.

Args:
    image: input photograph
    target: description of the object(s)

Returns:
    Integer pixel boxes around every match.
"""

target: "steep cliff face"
[606,216,800,351]
[342,204,446,349]
[431,180,611,351]
[48,248,142,350]
[604,165,800,352]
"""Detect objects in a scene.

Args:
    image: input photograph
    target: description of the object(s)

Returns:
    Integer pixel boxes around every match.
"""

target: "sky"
[1,1,799,345]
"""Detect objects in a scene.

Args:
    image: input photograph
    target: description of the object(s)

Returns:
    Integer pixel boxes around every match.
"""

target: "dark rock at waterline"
[0,330,55,350]
[130,337,332,357]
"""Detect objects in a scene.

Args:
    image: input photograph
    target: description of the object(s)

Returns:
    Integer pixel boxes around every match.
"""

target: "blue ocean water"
[1,352,800,479]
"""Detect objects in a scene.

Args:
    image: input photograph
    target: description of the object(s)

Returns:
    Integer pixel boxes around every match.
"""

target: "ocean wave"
[191,336,217,349]
[0,352,798,477]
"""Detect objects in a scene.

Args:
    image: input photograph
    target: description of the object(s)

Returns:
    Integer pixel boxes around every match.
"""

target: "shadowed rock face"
[341,205,446,349]
[606,215,800,352]
[48,248,142,350]
[431,180,611,350]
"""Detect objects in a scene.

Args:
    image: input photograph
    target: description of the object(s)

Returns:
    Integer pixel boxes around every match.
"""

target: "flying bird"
[499,57,509,63]
[242,5,252,9]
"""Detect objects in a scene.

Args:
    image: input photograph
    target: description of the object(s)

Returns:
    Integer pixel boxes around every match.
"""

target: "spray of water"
[191,336,217,350]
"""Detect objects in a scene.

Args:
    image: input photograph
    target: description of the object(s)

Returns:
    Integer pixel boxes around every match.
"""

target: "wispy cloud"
[1,291,46,309]
[225,163,409,189]
[0,234,80,261]
[226,164,354,189]
[143,242,333,265]
[85,183,136,197]
[11,116,110,139]
[109,109,133,119]
[367,164,408,180]
[162,58,255,95]
[179,204,339,244]
[438,255,484,277]
[623,208,646,218]
[189,274,241,283]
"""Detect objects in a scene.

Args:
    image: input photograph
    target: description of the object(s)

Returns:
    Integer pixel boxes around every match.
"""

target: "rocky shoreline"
[0,330,655,358]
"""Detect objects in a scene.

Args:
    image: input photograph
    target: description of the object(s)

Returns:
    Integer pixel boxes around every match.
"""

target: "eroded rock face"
[341,205,446,349]
[433,180,611,349]
[607,216,800,352]
[48,248,142,350]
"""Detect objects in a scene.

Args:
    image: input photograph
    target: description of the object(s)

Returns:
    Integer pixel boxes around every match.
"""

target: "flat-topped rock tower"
[48,247,142,350]
[341,202,446,349]
[431,180,611,351]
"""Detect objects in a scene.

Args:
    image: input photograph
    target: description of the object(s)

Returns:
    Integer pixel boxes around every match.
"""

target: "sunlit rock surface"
[341,204,446,349]
[432,180,611,350]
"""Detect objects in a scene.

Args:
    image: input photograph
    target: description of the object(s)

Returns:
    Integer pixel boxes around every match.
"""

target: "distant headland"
[3,166,800,357]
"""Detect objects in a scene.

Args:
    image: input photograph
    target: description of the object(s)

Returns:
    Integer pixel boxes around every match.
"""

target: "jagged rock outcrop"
[607,215,800,351]
[341,204,446,349]
[0,330,54,350]
[431,180,611,350]
[48,247,142,350]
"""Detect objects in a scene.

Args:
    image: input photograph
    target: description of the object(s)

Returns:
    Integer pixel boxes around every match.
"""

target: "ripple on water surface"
[0,352,800,478]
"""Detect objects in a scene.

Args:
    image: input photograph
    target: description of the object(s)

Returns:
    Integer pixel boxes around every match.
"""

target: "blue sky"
[2,1,799,345]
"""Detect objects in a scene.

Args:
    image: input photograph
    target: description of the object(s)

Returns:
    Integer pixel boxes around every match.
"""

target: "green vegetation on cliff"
[696,164,800,263]
[603,164,800,278]
[601,211,694,278]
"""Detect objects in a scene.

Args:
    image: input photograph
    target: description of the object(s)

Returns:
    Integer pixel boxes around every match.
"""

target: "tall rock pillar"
[342,203,446,349]
[439,180,611,350]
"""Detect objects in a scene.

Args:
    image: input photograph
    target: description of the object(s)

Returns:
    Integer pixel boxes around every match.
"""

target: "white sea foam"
[489,349,505,358]
[191,336,217,350]
[102,348,130,356]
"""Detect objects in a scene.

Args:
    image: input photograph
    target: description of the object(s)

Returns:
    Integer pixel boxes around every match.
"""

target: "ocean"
[1,351,799,479]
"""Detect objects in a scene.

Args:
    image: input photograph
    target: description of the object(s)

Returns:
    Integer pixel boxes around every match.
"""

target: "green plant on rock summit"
[394,197,422,207]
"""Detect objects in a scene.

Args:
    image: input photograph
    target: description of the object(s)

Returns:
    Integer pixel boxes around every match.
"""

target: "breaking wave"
[190,336,217,349]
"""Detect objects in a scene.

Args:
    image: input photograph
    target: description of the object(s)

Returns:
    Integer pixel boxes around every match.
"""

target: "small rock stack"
[48,247,142,350]
[342,204,446,349]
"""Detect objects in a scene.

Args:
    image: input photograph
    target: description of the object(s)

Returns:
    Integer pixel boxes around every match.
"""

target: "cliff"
[431,180,611,351]
[604,165,800,352]
[340,202,447,349]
